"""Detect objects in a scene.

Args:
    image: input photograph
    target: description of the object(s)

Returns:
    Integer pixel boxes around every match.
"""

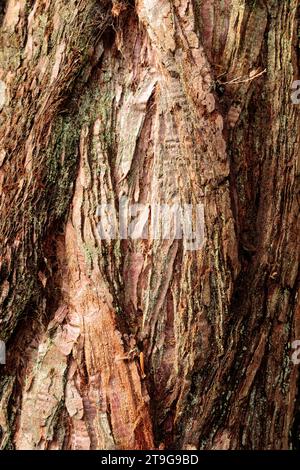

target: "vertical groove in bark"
[0,0,299,450]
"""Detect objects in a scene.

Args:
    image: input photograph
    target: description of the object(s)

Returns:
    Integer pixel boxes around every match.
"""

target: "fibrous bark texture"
[0,0,299,450]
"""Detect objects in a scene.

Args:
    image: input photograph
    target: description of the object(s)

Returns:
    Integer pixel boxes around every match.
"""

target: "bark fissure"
[0,0,299,450]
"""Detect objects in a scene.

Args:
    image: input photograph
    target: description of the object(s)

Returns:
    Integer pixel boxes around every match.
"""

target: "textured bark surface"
[0,0,299,450]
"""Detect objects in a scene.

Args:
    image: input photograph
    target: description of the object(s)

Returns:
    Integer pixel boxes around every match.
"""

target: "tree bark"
[0,0,299,450]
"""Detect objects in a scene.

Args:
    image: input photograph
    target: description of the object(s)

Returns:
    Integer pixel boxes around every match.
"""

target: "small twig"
[221,68,267,85]
[221,74,244,85]
[216,71,227,79]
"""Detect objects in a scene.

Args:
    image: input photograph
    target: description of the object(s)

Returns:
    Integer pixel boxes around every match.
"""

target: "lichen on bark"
[0,0,299,450]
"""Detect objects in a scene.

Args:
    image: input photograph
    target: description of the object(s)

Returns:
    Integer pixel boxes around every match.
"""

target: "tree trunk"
[0,0,299,450]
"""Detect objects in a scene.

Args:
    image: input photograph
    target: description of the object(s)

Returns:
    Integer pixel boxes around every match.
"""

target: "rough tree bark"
[0,0,299,450]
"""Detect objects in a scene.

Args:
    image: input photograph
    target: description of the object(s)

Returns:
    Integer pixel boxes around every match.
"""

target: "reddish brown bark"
[0,0,299,450]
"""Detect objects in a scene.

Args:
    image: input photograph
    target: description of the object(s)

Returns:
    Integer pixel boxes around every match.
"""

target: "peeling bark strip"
[0,0,299,450]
